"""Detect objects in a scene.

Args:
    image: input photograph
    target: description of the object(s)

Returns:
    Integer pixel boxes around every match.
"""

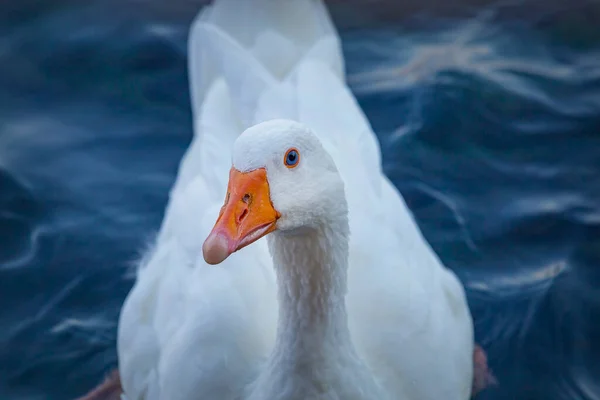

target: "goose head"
[202,119,346,265]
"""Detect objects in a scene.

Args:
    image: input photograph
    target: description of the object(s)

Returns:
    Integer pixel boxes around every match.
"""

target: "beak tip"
[202,232,232,265]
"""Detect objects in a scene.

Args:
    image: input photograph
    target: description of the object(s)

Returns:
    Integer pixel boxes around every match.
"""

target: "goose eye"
[284,148,300,168]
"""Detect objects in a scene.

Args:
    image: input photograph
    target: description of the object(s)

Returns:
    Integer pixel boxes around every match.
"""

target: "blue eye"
[284,148,300,168]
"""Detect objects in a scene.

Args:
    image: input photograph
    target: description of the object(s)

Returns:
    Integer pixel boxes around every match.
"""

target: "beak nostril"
[242,193,251,204]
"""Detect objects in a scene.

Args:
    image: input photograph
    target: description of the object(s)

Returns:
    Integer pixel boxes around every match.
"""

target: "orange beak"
[202,167,280,265]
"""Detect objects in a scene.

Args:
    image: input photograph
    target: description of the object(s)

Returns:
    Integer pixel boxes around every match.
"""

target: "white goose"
[109,1,495,399]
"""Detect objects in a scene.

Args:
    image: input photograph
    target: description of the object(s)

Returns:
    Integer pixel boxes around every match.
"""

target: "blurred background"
[0,0,599,399]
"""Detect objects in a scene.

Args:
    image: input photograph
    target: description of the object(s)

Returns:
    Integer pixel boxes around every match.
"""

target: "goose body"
[116,1,478,399]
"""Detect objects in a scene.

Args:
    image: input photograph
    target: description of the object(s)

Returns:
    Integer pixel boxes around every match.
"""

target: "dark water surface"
[1,1,599,399]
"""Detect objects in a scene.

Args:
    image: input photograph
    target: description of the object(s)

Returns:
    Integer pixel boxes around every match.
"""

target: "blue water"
[1,1,599,399]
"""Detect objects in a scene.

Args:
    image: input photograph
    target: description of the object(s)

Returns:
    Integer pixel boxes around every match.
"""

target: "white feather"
[117,1,474,399]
